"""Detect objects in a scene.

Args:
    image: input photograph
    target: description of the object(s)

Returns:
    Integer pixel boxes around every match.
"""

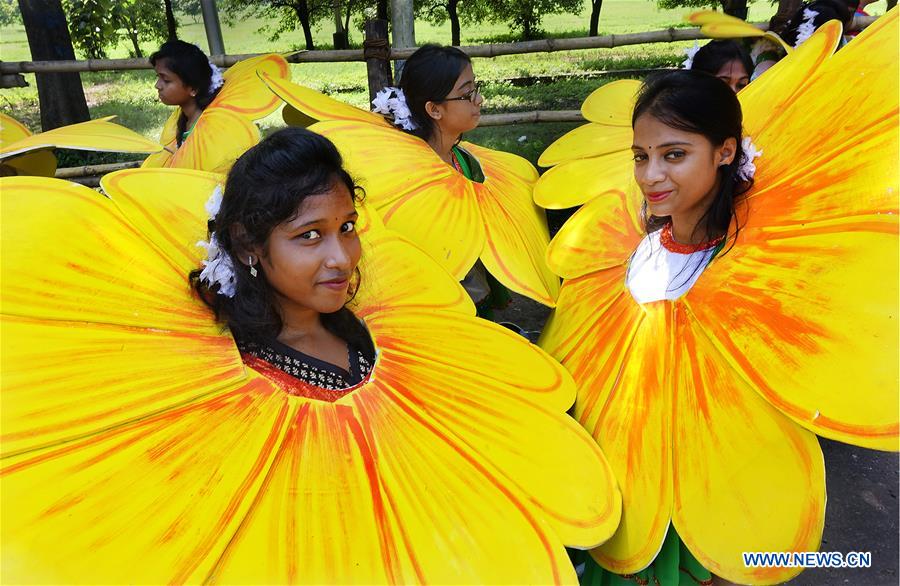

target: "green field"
[0,0,888,165]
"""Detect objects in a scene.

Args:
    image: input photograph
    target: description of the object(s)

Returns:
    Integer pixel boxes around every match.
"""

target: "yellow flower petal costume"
[686,10,794,53]
[0,113,162,177]
[0,167,621,583]
[539,11,898,585]
[262,76,560,307]
[142,54,290,173]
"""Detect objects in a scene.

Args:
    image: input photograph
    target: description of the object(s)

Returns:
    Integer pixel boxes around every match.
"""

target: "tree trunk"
[163,0,178,39]
[295,1,315,50]
[17,0,90,130]
[589,0,602,36]
[364,18,392,103]
[128,31,143,58]
[448,0,460,45]
[377,0,387,19]
[720,0,748,20]
[124,16,143,58]
[768,0,803,33]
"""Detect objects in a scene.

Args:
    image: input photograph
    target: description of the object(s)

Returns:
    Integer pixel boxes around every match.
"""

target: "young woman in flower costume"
[0,127,622,583]
[541,11,898,585]
[386,45,509,316]
[261,45,561,312]
[190,128,376,394]
[144,41,289,173]
[151,41,224,148]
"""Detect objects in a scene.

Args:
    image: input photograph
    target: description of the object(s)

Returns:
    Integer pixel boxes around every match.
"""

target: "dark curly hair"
[189,127,373,356]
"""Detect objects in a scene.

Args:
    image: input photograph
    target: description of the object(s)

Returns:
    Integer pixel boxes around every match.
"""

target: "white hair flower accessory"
[197,185,237,297]
[372,86,418,131]
[794,8,818,47]
[208,61,224,94]
[737,136,763,182]
[682,41,701,70]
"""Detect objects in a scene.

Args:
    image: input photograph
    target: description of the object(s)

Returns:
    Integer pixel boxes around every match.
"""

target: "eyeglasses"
[440,82,482,104]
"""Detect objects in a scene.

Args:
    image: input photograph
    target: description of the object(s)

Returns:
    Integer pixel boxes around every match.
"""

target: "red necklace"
[659,223,724,254]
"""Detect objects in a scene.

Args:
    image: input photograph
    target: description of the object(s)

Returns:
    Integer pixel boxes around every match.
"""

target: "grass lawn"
[0,0,889,165]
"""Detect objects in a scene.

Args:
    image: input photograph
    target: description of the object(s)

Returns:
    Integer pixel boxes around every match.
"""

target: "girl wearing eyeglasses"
[390,45,510,317]
[265,45,560,320]
[396,45,484,179]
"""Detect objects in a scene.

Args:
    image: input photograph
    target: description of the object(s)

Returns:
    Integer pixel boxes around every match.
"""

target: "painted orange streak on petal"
[589,302,673,573]
[339,405,405,584]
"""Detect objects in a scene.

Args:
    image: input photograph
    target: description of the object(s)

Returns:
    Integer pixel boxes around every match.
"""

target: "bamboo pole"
[0,16,876,75]
[478,110,584,126]
[54,160,141,178]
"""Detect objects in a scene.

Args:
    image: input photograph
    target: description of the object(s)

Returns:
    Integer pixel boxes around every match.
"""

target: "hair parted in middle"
[690,40,754,81]
[397,44,473,141]
[189,127,372,355]
[632,69,753,249]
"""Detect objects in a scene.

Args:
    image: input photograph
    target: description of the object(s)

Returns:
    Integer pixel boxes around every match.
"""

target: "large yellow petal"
[671,303,825,585]
[688,9,899,449]
[367,309,621,547]
[740,21,841,138]
[686,10,793,52]
[534,149,636,209]
[210,384,577,584]
[263,73,391,127]
[546,187,643,279]
[0,315,242,458]
[211,54,290,120]
[0,177,216,334]
[162,108,259,173]
[0,116,161,160]
[0,113,54,176]
[540,271,667,573]
[585,301,673,573]
[101,167,221,271]
[539,122,634,167]
[580,79,641,126]
[0,150,57,177]
[311,118,485,279]
[353,230,475,316]
[687,221,899,450]
[0,111,31,144]
[1,372,291,584]
[465,144,559,305]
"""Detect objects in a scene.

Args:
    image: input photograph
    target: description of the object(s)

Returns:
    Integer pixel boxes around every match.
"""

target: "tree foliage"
[0,0,22,26]
[63,0,168,58]
[499,0,583,38]
[655,0,747,19]
[417,0,583,42]
[221,0,365,50]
